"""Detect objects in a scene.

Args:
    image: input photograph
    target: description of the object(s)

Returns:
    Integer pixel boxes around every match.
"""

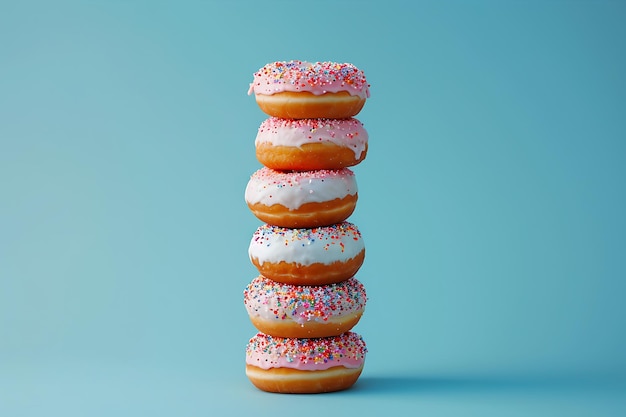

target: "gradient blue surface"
[1,0,625,415]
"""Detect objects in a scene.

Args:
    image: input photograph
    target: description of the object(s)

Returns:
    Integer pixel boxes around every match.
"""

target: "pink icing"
[244,276,366,325]
[246,332,367,371]
[255,117,368,159]
[249,166,355,184]
[248,61,370,98]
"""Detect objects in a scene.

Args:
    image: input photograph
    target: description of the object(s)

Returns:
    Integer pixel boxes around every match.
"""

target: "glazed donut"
[248,61,370,119]
[255,117,369,171]
[249,222,365,285]
[244,275,366,338]
[245,331,367,394]
[245,167,357,229]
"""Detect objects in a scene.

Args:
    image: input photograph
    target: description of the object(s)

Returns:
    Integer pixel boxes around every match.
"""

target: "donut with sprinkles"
[245,331,367,393]
[244,167,358,229]
[255,117,369,171]
[248,61,370,119]
[244,275,366,338]
[248,222,365,285]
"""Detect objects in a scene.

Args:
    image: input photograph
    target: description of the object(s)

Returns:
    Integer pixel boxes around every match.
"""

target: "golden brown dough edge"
[255,91,366,119]
[256,142,368,171]
[245,364,364,394]
[250,250,365,285]
[247,195,358,229]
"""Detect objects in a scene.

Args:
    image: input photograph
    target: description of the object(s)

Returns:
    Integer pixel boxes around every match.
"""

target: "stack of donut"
[244,61,370,394]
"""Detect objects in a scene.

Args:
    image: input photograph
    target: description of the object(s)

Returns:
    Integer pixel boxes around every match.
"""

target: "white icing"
[244,167,357,210]
[248,222,364,266]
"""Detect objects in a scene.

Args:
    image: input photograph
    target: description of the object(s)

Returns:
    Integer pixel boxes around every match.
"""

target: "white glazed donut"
[244,167,358,229]
[248,222,365,285]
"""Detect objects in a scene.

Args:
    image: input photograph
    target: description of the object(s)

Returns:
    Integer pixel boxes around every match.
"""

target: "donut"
[248,61,370,119]
[248,222,365,285]
[244,275,366,338]
[244,167,357,229]
[255,117,369,171]
[245,331,367,393]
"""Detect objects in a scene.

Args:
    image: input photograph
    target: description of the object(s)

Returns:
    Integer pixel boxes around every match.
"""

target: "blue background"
[1,0,625,415]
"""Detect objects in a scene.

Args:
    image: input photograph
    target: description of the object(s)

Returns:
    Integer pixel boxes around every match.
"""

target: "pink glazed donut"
[245,331,367,393]
[248,61,370,119]
[255,117,369,171]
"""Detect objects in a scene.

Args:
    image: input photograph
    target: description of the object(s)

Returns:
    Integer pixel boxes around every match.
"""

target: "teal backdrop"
[1,0,625,415]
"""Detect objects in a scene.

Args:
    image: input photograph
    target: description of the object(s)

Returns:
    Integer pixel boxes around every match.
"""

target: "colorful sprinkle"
[248,61,370,98]
[244,275,366,324]
[251,222,362,250]
[250,166,355,186]
[246,332,367,366]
